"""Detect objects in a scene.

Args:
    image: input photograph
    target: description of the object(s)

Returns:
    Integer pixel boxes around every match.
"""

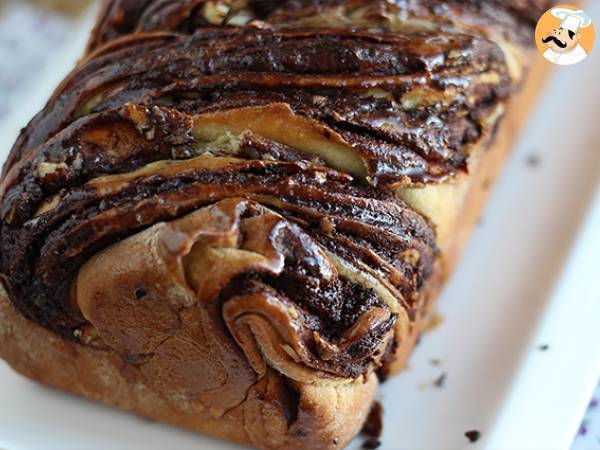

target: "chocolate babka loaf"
[0,1,551,448]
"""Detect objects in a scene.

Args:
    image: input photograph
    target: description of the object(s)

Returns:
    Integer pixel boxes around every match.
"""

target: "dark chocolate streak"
[88,0,552,50]
[0,0,543,377]
[3,28,511,184]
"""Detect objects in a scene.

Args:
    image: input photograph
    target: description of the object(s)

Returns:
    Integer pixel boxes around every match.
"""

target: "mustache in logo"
[542,35,567,48]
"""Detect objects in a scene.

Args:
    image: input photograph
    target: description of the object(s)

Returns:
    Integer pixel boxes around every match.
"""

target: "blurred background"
[0,1,598,450]
[0,0,92,124]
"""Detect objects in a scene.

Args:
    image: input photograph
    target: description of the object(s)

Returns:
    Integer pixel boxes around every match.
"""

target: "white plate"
[0,3,599,449]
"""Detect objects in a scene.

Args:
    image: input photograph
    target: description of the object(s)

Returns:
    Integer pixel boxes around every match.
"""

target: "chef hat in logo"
[551,8,592,33]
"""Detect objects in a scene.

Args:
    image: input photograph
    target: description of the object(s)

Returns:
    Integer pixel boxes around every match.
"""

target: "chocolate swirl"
[89,0,552,50]
[4,28,512,186]
[0,0,544,379]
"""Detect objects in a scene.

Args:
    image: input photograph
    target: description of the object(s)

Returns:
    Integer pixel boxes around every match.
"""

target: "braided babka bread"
[0,1,551,448]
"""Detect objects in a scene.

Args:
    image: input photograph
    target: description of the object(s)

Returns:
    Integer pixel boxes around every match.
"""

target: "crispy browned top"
[0,0,546,378]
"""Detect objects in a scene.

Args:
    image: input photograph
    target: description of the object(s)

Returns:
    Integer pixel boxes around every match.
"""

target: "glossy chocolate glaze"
[3,28,511,185]
[0,0,544,377]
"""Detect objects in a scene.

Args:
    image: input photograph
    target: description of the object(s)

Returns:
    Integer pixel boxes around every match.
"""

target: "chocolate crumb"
[332,438,339,445]
[377,368,390,383]
[433,372,447,388]
[539,344,549,351]
[526,154,541,168]
[362,437,381,449]
[362,401,383,438]
[135,287,148,300]
[465,430,480,443]
[137,414,156,423]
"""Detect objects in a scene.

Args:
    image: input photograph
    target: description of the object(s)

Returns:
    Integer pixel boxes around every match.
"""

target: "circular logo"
[535,5,595,66]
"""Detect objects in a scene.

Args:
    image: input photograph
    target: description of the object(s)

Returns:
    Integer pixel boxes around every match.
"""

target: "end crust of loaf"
[0,283,376,449]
